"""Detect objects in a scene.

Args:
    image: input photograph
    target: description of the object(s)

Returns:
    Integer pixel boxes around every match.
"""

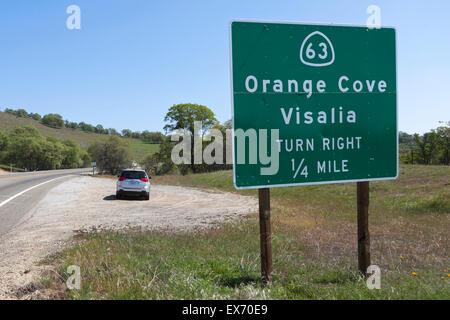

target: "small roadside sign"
[91,162,96,175]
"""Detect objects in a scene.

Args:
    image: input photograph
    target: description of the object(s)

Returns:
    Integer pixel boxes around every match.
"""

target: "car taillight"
[119,177,126,181]
[140,178,149,182]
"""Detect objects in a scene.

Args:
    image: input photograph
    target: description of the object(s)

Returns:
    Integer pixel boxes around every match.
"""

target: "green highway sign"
[230,21,397,189]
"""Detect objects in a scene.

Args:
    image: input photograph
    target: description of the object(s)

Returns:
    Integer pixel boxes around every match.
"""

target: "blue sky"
[0,0,448,134]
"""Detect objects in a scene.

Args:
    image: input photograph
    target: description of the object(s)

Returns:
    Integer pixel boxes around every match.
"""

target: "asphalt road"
[0,169,88,236]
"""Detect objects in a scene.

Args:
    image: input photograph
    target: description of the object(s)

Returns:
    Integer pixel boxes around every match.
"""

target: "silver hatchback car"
[116,169,151,200]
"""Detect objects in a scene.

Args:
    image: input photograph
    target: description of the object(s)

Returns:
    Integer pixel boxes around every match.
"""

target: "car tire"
[144,193,150,201]
[116,193,121,200]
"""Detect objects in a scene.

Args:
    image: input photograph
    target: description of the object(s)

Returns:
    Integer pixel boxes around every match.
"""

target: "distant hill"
[0,111,159,161]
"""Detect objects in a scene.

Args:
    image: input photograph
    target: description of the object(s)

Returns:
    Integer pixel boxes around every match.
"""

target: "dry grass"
[154,165,450,276]
[40,165,449,299]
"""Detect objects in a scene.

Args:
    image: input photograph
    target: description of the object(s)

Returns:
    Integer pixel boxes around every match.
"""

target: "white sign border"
[229,19,399,190]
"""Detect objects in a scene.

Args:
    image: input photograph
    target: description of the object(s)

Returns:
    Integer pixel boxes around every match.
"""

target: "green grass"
[45,225,449,300]
[0,111,159,161]
[40,165,450,299]
[128,140,159,162]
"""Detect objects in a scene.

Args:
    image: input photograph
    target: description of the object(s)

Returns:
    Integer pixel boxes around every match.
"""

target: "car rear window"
[120,171,146,179]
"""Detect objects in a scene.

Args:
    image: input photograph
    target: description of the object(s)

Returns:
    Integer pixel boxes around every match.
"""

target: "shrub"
[4,125,82,170]
[41,113,64,128]
[88,136,132,175]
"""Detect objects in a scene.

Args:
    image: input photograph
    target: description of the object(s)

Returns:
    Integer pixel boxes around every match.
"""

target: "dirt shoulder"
[0,176,257,299]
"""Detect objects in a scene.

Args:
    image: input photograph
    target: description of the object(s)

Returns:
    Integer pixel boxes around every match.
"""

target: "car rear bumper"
[117,189,149,197]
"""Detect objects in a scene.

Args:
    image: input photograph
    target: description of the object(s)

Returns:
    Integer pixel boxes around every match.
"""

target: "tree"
[121,129,132,138]
[164,103,217,136]
[7,135,42,170]
[208,120,232,171]
[0,132,8,164]
[16,109,28,118]
[414,132,439,165]
[78,122,95,132]
[108,128,120,136]
[65,121,78,129]
[131,131,141,139]
[42,113,64,128]
[80,150,91,167]
[88,136,132,175]
[95,124,108,134]
[142,137,174,175]
[5,125,82,170]
[9,125,41,138]
[399,131,414,144]
[29,113,41,121]
[0,132,9,151]
[223,119,232,130]
[141,131,164,144]
[6,126,45,170]
[5,108,18,116]
[62,139,81,168]
[163,103,217,173]
[435,123,450,165]
[38,137,65,170]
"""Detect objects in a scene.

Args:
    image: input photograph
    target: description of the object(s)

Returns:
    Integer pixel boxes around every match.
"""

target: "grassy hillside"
[0,111,159,161]
[41,165,449,299]
[129,139,160,162]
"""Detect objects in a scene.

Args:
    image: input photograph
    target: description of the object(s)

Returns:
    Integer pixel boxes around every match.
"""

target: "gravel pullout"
[0,176,257,299]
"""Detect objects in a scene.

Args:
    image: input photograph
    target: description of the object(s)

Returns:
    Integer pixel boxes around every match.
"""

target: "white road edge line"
[0,175,68,208]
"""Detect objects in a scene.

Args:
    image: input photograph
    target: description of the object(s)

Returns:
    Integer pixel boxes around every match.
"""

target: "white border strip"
[229,19,398,190]
[0,176,66,208]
